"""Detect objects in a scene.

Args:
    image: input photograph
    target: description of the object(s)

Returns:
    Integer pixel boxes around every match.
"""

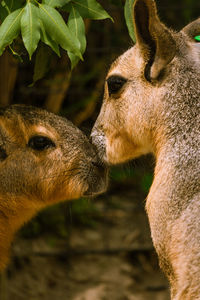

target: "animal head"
[91,0,200,164]
[0,105,107,209]
[0,104,108,270]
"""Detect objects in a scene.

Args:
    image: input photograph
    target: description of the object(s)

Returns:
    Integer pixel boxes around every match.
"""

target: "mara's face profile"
[91,47,155,165]
[0,105,107,209]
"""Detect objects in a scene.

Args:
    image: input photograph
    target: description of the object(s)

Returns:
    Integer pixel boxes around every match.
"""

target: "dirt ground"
[2,187,170,300]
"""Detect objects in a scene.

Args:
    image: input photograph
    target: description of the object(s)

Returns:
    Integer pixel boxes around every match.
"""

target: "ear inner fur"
[133,0,176,80]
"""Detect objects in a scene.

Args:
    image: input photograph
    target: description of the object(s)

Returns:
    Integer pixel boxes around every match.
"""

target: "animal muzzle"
[83,158,108,197]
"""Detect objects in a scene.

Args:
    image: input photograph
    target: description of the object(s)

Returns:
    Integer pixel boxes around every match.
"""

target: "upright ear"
[133,0,176,81]
[181,18,200,40]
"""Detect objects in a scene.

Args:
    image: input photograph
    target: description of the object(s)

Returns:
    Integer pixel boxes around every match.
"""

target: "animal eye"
[28,136,55,151]
[106,75,127,95]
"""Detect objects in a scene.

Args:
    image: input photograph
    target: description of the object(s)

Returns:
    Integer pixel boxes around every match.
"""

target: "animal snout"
[90,129,106,162]
[83,155,108,197]
[91,158,105,174]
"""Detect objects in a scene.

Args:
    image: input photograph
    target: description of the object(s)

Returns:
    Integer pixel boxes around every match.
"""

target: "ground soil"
[2,187,170,300]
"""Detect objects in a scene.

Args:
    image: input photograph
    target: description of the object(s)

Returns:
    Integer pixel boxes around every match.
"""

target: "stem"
[32,0,40,6]
[1,1,11,14]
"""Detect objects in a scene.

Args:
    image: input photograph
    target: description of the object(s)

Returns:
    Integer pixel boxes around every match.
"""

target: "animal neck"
[147,126,199,220]
[146,126,200,263]
[0,212,13,270]
[0,196,39,271]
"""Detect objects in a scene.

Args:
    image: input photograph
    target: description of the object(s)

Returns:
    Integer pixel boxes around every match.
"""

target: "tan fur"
[91,0,200,298]
[0,105,107,270]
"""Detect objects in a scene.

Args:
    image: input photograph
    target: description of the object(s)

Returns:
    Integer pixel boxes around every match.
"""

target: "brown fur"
[0,105,107,270]
[91,0,200,298]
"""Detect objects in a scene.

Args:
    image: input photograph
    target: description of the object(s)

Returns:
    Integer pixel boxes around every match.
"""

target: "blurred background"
[0,0,199,299]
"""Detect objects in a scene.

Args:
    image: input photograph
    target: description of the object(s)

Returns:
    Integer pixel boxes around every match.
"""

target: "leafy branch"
[0,0,112,67]
[0,0,135,85]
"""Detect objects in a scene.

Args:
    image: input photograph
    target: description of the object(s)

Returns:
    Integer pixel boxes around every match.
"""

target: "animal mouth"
[83,162,108,197]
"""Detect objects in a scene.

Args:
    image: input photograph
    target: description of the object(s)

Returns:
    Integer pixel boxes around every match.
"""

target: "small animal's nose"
[91,158,106,173]
[89,135,92,143]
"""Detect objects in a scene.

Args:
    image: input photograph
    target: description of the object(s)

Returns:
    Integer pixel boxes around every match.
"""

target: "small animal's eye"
[28,136,56,151]
[106,75,127,96]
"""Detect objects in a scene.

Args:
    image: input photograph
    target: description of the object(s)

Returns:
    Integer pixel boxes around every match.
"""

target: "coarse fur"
[91,0,200,298]
[0,104,107,270]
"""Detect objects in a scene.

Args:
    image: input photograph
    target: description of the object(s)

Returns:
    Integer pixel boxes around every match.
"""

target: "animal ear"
[181,18,200,40]
[133,0,176,81]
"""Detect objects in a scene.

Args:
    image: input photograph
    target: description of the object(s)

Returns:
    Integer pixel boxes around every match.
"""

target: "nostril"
[91,160,101,167]
[91,159,106,172]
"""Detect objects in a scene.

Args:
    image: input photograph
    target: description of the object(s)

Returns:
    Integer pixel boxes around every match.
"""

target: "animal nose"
[90,131,95,143]
[90,128,99,142]
[91,159,105,173]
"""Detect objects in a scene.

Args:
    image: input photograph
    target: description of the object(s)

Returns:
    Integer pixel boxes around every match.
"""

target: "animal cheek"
[106,133,138,165]
[106,134,127,164]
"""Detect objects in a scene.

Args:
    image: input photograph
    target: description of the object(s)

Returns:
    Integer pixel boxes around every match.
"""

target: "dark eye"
[28,136,56,151]
[106,75,127,96]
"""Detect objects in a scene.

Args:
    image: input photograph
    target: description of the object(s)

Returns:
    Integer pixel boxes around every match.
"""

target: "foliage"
[0,0,112,67]
[124,0,135,42]
[0,0,136,88]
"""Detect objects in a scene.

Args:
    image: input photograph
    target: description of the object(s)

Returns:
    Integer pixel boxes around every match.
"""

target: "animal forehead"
[107,46,141,78]
[0,105,76,140]
[0,105,74,129]
[0,117,57,144]
[0,105,55,123]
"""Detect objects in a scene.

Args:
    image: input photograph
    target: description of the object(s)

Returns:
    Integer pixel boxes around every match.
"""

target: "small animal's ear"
[133,0,176,81]
[181,18,200,41]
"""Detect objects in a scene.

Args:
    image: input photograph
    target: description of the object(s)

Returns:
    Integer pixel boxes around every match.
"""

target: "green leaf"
[32,44,52,85]
[21,2,40,59]
[67,4,86,68]
[40,20,60,56]
[39,4,82,59]
[124,0,135,42]
[63,0,112,21]
[0,8,24,55]
[43,0,71,8]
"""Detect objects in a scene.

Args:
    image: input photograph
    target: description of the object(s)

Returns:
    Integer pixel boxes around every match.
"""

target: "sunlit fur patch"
[30,125,58,141]
[105,131,150,164]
